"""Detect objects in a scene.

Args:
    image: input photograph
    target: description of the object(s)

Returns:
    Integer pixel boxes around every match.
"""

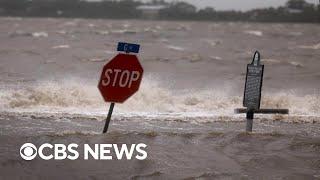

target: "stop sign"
[98,53,143,103]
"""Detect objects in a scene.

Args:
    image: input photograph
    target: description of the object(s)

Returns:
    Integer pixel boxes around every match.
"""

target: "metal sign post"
[246,110,254,132]
[238,51,289,132]
[98,42,143,134]
[103,102,115,133]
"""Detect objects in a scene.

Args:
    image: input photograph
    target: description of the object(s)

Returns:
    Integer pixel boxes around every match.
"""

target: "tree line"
[0,0,318,22]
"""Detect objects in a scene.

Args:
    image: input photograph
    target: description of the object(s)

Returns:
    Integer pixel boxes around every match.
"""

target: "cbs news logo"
[20,143,147,161]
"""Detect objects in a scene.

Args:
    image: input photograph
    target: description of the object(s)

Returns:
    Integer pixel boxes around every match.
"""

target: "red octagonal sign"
[98,54,144,103]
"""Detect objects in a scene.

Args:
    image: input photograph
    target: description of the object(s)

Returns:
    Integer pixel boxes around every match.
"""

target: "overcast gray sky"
[140,0,318,11]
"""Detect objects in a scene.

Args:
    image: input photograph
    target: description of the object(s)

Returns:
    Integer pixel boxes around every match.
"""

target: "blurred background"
[0,0,319,22]
[0,2,320,179]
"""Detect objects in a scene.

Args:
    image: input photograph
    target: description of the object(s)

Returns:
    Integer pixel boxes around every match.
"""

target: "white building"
[136,5,166,19]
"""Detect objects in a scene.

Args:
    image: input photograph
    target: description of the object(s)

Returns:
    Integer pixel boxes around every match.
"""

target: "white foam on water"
[298,42,320,50]
[210,56,223,61]
[95,30,109,35]
[87,58,105,62]
[244,30,263,37]
[110,29,139,34]
[289,61,304,68]
[261,59,281,64]
[203,39,222,47]
[51,45,70,49]
[61,20,79,27]
[88,23,96,28]
[289,32,303,36]
[167,45,185,52]
[0,77,319,121]
[32,32,48,38]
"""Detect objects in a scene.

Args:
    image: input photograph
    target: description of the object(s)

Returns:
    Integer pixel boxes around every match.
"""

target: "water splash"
[0,77,319,118]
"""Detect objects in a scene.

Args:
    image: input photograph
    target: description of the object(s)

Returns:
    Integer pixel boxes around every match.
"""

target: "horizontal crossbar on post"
[234,108,289,114]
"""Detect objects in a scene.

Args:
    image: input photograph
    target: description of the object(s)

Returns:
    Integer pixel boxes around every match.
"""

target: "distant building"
[284,0,312,14]
[136,5,166,19]
[287,8,303,13]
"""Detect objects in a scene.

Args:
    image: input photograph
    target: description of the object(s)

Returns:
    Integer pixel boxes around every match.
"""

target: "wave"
[244,30,263,37]
[0,77,319,118]
[8,30,49,38]
[131,172,162,180]
[166,45,185,52]
[298,42,320,50]
[49,130,100,137]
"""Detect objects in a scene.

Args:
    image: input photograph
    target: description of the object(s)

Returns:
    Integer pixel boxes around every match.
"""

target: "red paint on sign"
[98,54,144,103]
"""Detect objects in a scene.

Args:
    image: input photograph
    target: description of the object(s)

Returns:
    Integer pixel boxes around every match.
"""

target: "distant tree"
[174,2,197,14]
[159,2,196,19]
[150,0,167,5]
[286,0,307,10]
[199,7,215,14]
[0,0,29,15]
[0,0,318,22]
[197,7,216,20]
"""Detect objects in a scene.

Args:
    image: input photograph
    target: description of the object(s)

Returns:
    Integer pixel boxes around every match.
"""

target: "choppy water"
[0,17,319,179]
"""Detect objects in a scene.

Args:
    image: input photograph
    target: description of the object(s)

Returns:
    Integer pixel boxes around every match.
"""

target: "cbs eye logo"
[20,143,37,160]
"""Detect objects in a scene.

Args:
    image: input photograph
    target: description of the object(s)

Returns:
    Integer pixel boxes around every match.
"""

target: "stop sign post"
[98,42,143,133]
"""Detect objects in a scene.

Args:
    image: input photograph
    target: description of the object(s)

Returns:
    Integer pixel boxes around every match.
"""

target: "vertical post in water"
[246,110,254,132]
[103,103,115,133]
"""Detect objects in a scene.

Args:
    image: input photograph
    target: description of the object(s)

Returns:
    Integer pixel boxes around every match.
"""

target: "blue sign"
[117,42,140,53]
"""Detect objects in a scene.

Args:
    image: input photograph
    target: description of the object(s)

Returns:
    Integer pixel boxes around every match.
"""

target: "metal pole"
[103,103,115,133]
[246,110,254,132]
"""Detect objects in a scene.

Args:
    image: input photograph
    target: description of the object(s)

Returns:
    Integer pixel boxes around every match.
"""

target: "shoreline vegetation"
[0,0,319,23]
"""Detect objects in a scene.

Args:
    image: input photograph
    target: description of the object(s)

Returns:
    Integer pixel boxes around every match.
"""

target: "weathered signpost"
[236,51,289,132]
[98,42,143,133]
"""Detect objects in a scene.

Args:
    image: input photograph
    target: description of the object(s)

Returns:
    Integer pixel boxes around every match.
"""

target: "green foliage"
[0,0,318,22]
[286,0,308,9]
[159,2,197,19]
[0,0,142,18]
[158,0,318,22]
